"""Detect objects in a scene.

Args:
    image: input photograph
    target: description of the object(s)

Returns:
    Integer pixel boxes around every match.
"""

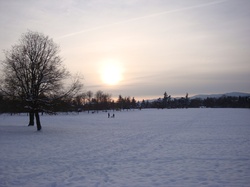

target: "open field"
[0,108,250,187]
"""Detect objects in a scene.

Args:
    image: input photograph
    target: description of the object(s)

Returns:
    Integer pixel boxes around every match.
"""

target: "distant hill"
[190,92,250,99]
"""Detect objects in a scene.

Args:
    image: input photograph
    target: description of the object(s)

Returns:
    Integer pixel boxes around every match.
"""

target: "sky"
[0,0,250,100]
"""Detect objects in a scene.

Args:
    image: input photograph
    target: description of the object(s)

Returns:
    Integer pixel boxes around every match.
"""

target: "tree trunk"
[35,112,42,131]
[28,112,35,126]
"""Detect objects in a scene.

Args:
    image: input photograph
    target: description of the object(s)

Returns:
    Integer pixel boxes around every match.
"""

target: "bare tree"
[75,92,87,106]
[85,90,93,113]
[95,90,104,103]
[94,90,112,110]
[1,31,82,131]
[86,90,93,103]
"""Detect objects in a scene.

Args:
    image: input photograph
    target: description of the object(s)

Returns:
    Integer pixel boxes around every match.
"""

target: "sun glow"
[100,59,123,85]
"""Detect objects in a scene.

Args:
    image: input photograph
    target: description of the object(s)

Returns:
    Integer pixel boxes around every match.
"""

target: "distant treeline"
[0,91,249,114]
[142,92,250,109]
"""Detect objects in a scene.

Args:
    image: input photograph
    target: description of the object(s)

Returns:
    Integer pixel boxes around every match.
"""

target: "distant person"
[112,114,115,118]
[108,113,110,118]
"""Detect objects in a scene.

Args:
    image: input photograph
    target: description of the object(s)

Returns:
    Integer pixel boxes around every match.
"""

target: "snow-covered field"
[0,108,250,187]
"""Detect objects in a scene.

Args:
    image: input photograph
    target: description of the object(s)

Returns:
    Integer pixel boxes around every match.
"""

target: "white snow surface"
[0,108,250,187]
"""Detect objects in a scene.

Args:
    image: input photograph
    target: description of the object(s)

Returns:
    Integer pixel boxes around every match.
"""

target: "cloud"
[57,0,229,39]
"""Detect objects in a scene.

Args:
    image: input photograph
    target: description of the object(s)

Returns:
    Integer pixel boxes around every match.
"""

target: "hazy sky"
[0,0,249,99]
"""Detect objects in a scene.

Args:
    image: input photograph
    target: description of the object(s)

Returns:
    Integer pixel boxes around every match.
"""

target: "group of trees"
[140,92,250,109]
[0,90,137,113]
[64,91,138,112]
[140,92,189,109]
[52,91,138,112]
[2,89,249,115]
[189,96,250,108]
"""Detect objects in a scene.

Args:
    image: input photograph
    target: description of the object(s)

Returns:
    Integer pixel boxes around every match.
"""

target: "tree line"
[52,90,138,112]
[0,90,138,114]
[140,92,250,109]
[1,90,249,115]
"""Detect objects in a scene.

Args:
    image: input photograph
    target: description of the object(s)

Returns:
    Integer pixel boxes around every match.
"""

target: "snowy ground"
[0,108,250,187]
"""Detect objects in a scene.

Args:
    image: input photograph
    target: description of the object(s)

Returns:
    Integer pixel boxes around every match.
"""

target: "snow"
[0,108,250,187]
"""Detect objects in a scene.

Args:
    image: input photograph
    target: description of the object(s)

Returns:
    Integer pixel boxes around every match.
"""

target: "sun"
[100,59,123,85]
